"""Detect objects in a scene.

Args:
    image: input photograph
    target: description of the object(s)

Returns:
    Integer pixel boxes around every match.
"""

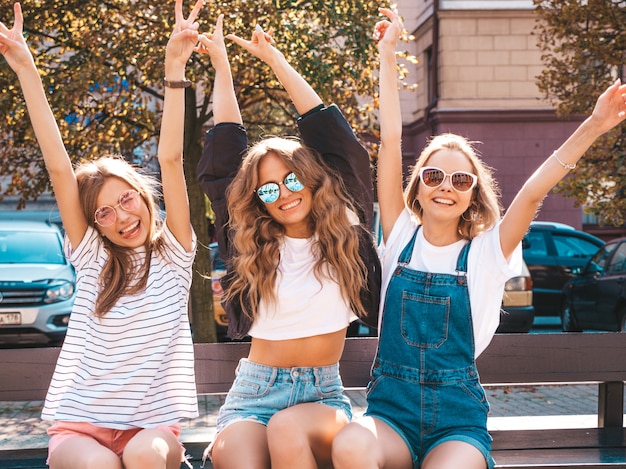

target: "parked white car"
[0,219,75,345]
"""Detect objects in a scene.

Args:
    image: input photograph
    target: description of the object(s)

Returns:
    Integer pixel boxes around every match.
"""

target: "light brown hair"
[75,156,164,318]
[404,133,502,239]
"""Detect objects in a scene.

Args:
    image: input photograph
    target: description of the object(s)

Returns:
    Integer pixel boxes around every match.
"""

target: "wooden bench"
[0,332,625,468]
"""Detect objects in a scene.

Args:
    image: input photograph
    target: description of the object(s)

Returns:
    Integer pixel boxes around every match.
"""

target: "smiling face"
[95,177,151,248]
[416,148,476,225]
[257,151,313,238]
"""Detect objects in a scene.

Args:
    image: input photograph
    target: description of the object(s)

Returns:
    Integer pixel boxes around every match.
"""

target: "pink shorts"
[47,421,183,461]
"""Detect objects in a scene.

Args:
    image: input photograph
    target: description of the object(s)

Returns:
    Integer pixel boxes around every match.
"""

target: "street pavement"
[1,383,621,451]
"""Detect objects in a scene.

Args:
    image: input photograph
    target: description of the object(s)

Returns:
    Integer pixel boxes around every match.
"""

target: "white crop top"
[247,236,358,340]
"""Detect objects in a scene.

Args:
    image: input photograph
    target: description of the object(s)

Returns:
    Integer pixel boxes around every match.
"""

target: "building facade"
[396,0,620,236]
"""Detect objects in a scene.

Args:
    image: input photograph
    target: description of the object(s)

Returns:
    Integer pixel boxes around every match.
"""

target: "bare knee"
[49,437,122,469]
[267,408,309,452]
[211,422,270,469]
[123,429,181,469]
[332,423,373,467]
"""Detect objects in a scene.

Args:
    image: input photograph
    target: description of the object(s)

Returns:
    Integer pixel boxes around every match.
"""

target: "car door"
[594,241,626,330]
[573,242,617,328]
[523,230,556,313]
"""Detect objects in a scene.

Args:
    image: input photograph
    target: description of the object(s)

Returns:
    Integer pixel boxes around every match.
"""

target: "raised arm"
[375,8,406,242]
[500,80,626,259]
[158,0,203,252]
[227,25,323,115]
[0,2,86,247]
[195,16,246,262]
[196,15,242,125]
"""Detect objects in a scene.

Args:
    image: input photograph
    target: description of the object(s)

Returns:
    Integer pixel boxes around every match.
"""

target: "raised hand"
[196,14,227,63]
[374,8,403,55]
[226,24,280,66]
[589,79,626,134]
[166,0,203,68]
[0,3,35,75]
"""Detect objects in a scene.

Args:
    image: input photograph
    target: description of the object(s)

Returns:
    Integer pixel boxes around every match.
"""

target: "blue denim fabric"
[366,227,495,468]
[215,359,352,435]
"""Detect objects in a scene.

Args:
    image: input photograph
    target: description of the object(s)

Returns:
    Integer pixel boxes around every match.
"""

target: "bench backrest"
[1,332,625,400]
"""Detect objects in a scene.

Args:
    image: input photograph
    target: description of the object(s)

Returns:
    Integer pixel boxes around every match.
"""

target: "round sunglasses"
[419,166,478,193]
[94,189,141,226]
[255,172,305,204]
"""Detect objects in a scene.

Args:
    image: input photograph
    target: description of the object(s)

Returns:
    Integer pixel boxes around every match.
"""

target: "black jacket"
[197,105,381,339]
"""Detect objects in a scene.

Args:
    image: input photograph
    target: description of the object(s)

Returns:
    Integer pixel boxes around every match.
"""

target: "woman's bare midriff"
[247,328,348,367]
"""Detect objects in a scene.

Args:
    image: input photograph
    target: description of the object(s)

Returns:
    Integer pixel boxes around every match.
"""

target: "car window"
[587,243,617,273]
[606,242,626,274]
[524,231,548,256]
[0,231,65,265]
[552,233,600,259]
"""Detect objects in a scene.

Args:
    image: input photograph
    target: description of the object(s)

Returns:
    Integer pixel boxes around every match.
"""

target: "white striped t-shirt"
[42,225,198,429]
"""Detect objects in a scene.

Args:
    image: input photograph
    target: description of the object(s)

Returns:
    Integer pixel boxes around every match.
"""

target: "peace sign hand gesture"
[165,0,204,74]
[0,3,36,76]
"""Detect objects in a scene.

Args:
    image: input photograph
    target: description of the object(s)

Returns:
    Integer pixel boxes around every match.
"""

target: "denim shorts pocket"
[229,374,272,399]
[459,380,489,410]
[401,291,449,348]
[316,376,344,399]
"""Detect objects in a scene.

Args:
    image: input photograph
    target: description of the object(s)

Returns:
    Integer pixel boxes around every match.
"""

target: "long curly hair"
[74,156,164,318]
[404,133,503,239]
[224,137,368,321]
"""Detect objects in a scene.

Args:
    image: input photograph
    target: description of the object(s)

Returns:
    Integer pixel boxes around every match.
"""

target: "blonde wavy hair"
[74,156,164,318]
[404,133,503,240]
[225,137,368,321]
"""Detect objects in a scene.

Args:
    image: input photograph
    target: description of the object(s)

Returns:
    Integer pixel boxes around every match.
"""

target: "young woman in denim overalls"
[332,8,626,469]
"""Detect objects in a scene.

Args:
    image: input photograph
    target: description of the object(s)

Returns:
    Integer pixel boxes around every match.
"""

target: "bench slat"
[492,428,626,450]
[1,333,626,469]
[492,448,626,468]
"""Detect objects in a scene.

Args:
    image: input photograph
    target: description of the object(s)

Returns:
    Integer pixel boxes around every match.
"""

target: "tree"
[0,0,414,341]
[533,0,626,226]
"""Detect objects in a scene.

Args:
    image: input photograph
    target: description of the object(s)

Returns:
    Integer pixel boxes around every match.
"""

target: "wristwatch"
[164,78,192,88]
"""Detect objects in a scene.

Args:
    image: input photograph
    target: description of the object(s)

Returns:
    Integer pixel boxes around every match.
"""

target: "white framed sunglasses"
[94,189,141,226]
[419,166,478,193]
[255,172,305,204]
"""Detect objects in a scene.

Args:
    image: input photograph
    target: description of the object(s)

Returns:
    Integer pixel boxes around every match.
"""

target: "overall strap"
[455,239,472,284]
[398,226,421,265]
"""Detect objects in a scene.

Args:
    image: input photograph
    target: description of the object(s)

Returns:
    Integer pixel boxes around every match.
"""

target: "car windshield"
[0,230,65,264]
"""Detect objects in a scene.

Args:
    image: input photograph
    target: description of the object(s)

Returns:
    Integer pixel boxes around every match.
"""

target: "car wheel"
[561,301,582,332]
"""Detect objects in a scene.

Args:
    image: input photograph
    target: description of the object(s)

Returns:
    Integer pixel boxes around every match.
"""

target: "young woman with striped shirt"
[0,1,202,467]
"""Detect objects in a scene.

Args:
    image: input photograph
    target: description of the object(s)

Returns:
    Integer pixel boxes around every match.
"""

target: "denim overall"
[366,227,494,468]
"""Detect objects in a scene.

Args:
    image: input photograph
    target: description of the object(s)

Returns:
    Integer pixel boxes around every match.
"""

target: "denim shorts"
[366,372,494,469]
[215,358,352,435]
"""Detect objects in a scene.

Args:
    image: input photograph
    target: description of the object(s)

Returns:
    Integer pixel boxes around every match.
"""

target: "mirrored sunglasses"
[94,189,141,226]
[255,172,305,204]
[419,166,478,193]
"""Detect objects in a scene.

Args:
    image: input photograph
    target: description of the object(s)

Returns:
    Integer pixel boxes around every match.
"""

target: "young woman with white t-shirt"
[332,7,626,469]
[196,17,380,469]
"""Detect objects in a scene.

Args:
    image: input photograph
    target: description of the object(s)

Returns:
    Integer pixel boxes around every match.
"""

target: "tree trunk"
[184,87,216,343]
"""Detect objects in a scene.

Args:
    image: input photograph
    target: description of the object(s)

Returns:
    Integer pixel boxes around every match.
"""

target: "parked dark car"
[522,222,605,318]
[561,237,626,332]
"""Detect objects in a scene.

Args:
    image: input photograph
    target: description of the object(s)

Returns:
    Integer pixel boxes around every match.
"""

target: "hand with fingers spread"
[0,3,35,76]
[227,24,282,67]
[165,0,203,80]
